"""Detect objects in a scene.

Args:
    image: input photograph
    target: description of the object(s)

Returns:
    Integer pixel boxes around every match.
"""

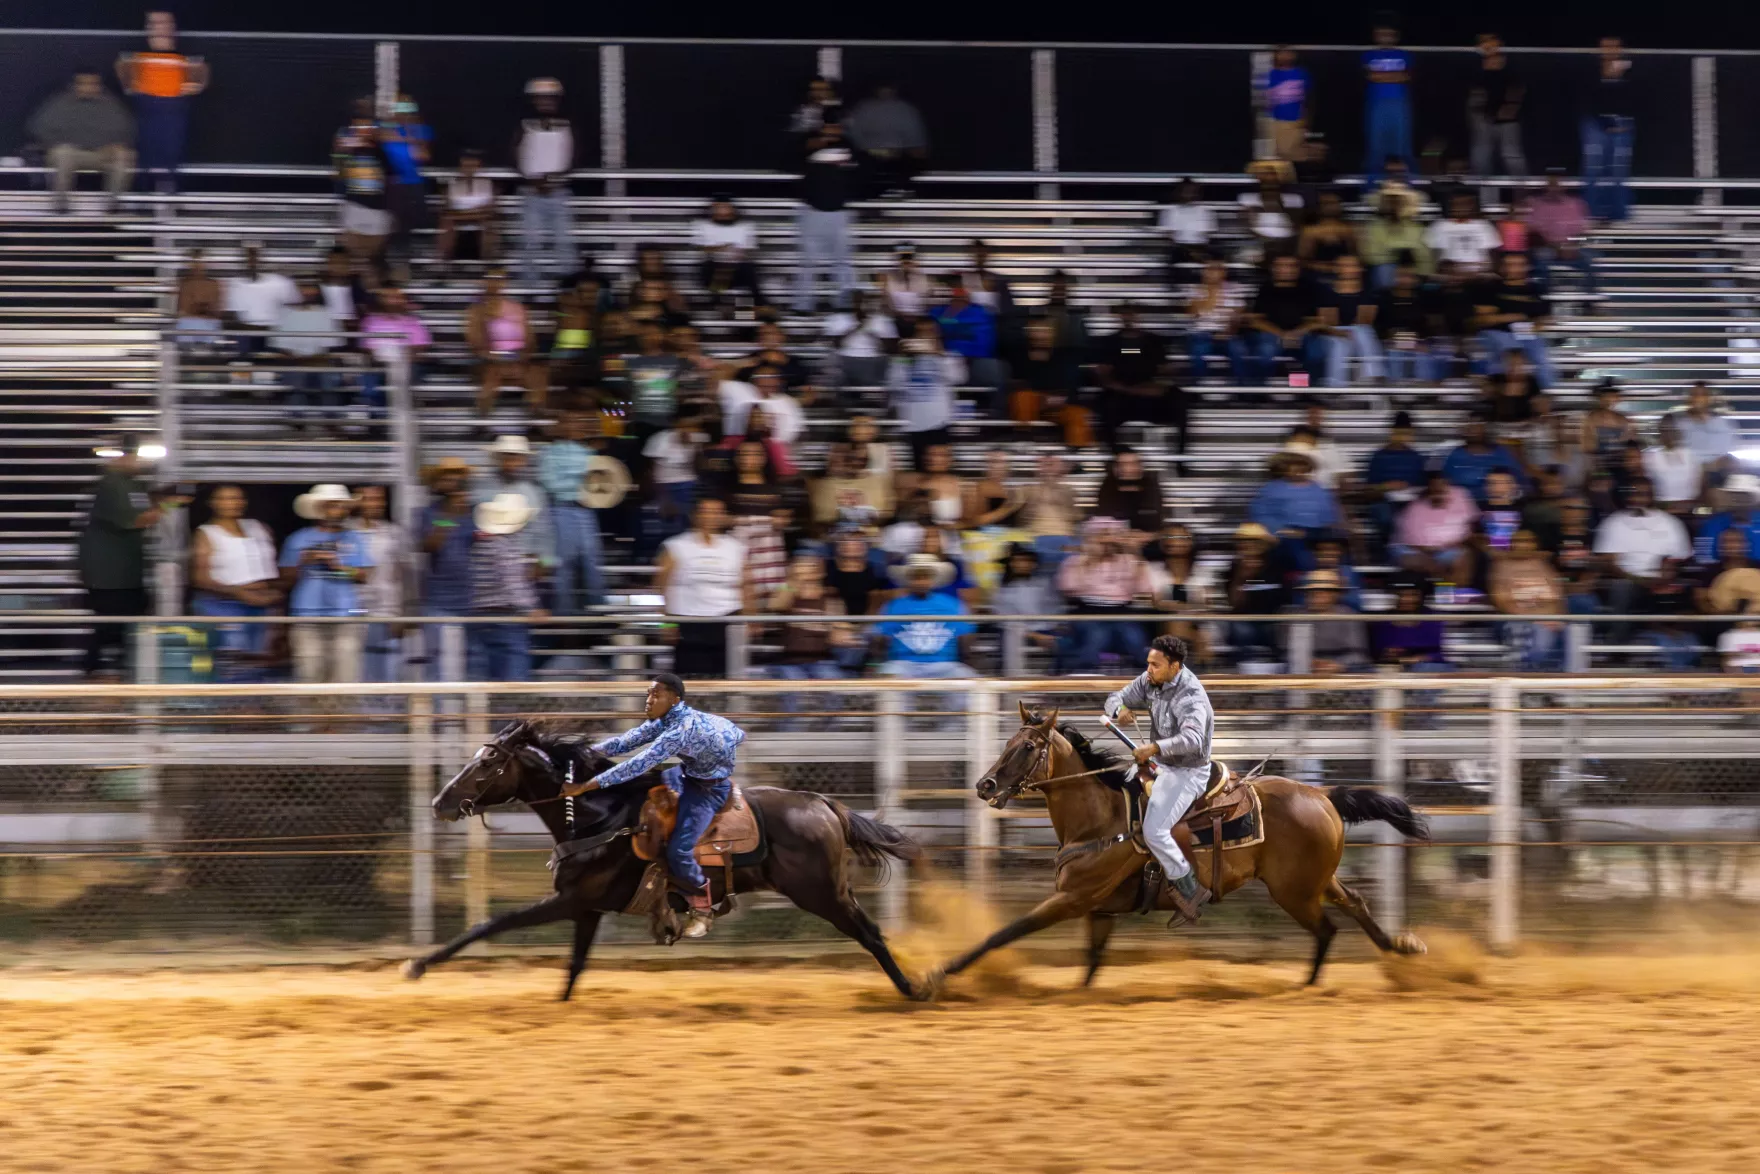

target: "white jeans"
[1143,764,1209,881]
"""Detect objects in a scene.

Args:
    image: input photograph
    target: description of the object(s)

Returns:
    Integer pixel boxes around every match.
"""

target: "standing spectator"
[380,95,432,263]
[1160,179,1218,272]
[1645,415,1702,516]
[694,194,763,311]
[479,434,556,581]
[821,288,898,389]
[191,487,283,672]
[1425,194,1502,275]
[538,410,608,615]
[657,497,751,678]
[788,75,841,138]
[1318,255,1382,387]
[1582,37,1635,223]
[1056,518,1152,673]
[278,484,373,685]
[797,110,858,312]
[114,10,207,193]
[1468,33,1527,182]
[419,458,475,678]
[222,244,300,342]
[1184,258,1248,382]
[1233,253,1323,385]
[1361,190,1433,290]
[468,494,545,682]
[873,554,977,679]
[931,285,1006,413]
[1527,169,1595,294]
[1364,410,1428,544]
[1492,527,1566,670]
[438,149,498,263]
[1443,414,1530,504]
[515,77,575,281]
[1361,18,1415,177]
[77,441,158,678]
[1261,46,1311,163]
[1674,382,1739,482]
[879,245,932,317]
[465,269,543,426]
[887,317,964,470]
[332,100,393,264]
[352,484,412,683]
[846,84,929,198]
[1301,570,1371,676]
[1094,305,1175,450]
[764,554,859,687]
[30,70,136,214]
[1475,250,1555,388]
[1393,469,1480,584]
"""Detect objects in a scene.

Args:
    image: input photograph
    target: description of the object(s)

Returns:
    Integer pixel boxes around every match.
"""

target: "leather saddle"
[634,782,763,867]
[1180,761,1254,829]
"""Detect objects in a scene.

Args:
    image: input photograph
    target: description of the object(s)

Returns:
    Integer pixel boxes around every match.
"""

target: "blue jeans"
[423,606,469,682]
[1033,534,1079,572]
[552,503,605,614]
[795,207,854,312]
[1059,619,1147,674]
[1365,95,1414,176]
[469,622,532,682]
[1323,325,1385,386]
[763,660,846,720]
[519,187,574,280]
[362,621,404,683]
[1505,620,1564,672]
[668,777,732,890]
[1581,116,1634,222]
[1478,329,1557,388]
[1643,628,1700,670]
[1533,246,1598,295]
[1188,331,1228,380]
[192,593,268,681]
[134,94,188,188]
[1227,330,1324,386]
[1384,341,1448,384]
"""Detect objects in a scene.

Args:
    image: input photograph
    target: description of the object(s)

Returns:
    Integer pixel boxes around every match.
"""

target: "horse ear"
[1043,706,1060,728]
[1018,700,1034,724]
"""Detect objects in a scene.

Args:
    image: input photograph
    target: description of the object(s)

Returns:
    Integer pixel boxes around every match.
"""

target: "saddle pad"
[1185,785,1265,851]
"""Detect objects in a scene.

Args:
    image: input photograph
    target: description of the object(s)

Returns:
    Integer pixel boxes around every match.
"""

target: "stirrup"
[681,909,714,938]
[1165,884,1212,929]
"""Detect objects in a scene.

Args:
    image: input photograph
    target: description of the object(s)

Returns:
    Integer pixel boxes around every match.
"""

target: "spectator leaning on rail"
[846,83,928,198]
[797,111,860,315]
[189,485,281,672]
[538,409,608,615]
[1583,36,1635,223]
[77,439,160,679]
[515,77,575,281]
[658,497,751,679]
[114,10,206,193]
[1362,16,1415,177]
[279,484,373,685]
[30,69,136,214]
[467,493,546,682]
[352,484,413,684]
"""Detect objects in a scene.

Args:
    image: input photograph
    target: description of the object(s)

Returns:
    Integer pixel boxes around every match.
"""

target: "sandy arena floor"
[3,942,1760,1173]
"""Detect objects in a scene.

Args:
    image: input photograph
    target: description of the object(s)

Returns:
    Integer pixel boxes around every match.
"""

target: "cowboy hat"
[887,552,956,589]
[1723,473,1760,498]
[525,77,564,97]
[1234,522,1274,543]
[1304,569,1344,592]
[577,454,633,509]
[474,492,536,536]
[488,433,531,456]
[294,483,353,520]
[422,455,472,485]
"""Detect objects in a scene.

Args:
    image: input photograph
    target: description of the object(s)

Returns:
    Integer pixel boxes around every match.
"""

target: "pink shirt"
[1526,194,1589,247]
[1057,553,1148,606]
[359,312,432,362]
[1396,486,1479,549]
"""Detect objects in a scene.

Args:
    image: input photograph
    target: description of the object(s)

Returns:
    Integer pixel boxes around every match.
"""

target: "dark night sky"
[7,0,1760,49]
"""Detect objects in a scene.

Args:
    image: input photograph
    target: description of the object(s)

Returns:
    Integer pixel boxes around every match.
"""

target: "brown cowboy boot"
[681,881,715,939]
[1165,870,1211,928]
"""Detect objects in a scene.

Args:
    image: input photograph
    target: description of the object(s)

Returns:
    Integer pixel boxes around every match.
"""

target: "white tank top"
[662,532,747,616]
[199,520,278,587]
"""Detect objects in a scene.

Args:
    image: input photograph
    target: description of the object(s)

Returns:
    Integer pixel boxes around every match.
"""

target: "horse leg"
[559,910,604,1002]
[790,884,921,1000]
[940,889,1089,981]
[402,892,574,981]
[1267,885,1337,986]
[1325,876,1426,955]
[1083,913,1117,989]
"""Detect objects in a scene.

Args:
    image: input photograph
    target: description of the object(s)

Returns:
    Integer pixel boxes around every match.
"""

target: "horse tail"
[826,798,922,876]
[1325,786,1430,841]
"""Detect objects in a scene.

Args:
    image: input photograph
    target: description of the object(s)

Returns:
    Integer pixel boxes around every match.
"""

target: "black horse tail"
[1326,786,1430,841]
[827,798,922,874]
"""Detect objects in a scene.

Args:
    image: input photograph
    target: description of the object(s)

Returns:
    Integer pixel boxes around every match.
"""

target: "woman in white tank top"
[879,247,932,318]
[190,485,282,662]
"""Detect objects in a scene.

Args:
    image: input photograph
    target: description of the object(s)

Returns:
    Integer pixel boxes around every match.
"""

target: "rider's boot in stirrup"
[1165,869,1212,928]
[681,882,715,938]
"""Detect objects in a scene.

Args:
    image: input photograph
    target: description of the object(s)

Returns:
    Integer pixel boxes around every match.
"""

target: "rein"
[1001,725,1141,872]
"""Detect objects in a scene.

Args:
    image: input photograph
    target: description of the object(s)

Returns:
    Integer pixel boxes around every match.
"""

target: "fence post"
[464,689,491,943]
[875,689,907,930]
[1490,676,1521,952]
[1375,673,1406,931]
[1032,49,1058,201]
[1286,622,1314,782]
[1002,622,1026,676]
[726,620,749,679]
[409,691,435,947]
[816,46,841,82]
[966,685,999,901]
[601,45,627,200]
[1249,49,1273,160]
[1565,621,1590,673]
[374,41,399,117]
[1693,56,1719,207]
[388,351,420,538]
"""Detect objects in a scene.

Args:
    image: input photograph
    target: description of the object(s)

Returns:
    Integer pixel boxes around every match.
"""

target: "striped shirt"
[468,532,537,614]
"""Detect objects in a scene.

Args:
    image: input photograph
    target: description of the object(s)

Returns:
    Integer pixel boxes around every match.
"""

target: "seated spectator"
[1233,253,1323,385]
[1717,602,1760,673]
[1296,401,1350,493]
[1009,317,1089,446]
[1184,258,1248,383]
[1526,169,1594,294]
[873,553,976,679]
[1443,414,1529,504]
[1424,194,1502,275]
[1372,576,1452,671]
[1223,522,1286,663]
[1675,381,1739,483]
[931,284,1006,412]
[190,485,282,671]
[628,276,691,331]
[1249,446,1341,573]
[622,322,686,443]
[1475,468,1527,563]
[1641,553,1703,669]
[1297,190,1359,284]
[916,525,979,604]
[764,554,860,684]
[465,269,543,428]
[827,529,887,615]
[332,99,393,263]
[734,321,815,402]
[1474,250,1555,388]
[693,194,763,311]
[1593,476,1692,614]
[271,280,350,426]
[809,442,893,535]
[960,241,1017,328]
[1369,157,1428,218]
[657,497,751,678]
[727,438,793,607]
[467,493,544,682]
[1421,260,1486,379]
[1310,531,1364,611]
[1393,469,1480,584]
[1645,414,1701,516]
[31,69,135,213]
[846,83,929,197]
[1040,270,1092,358]
[1483,347,1540,430]
[174,247,223,346]
[358,285,432,405]
[1094,304,1178,451]
[910,442,965,526]
[223,244,301,349]
[278,483,373,684]
[1580,379,1637,473]
[1360,190,1433,290]
[821,288,897,389]
[438,148,498,263]
[1493,528,1566,670]
[1238,168,1302,251]
[878,245,932,317]
[1055,518,1152,673]
[886,317,963,470]
[1373,265,1444,384]
[992,544,1063,662]
[1299,569,1369,675]
[1148,524,1214,662]
[1021,452,1079,567]
[1160,178,1218,271]
[1364,410,1427,545]
[315,246,366,330]
[1693,474,1760,565]
[1093,447,1164,545]
[1317,255,1382,386]
[966,448,1024,529]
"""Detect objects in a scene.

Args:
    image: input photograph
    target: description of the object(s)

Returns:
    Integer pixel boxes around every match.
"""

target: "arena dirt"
[3,942,1760,1173]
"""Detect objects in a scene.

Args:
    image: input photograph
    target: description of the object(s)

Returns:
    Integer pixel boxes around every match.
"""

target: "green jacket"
[78,470,149,590]
[1360,220,1434,274]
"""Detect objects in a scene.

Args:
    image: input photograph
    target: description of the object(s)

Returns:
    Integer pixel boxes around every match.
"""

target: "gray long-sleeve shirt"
[29,90,136,151]
[1104,666,1214,769]
[846,96,929,153]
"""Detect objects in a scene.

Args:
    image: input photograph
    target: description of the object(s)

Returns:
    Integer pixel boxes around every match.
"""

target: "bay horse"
[402,720,925,1000]
[937,704,1428,989]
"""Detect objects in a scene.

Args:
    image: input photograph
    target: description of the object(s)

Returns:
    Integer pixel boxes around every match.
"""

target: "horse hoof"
[911,968,945,1002]
[1395,932,1428,956]
[401,959,426,982]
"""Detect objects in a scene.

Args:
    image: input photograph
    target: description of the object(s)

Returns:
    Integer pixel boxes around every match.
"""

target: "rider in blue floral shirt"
[564,672,744,937]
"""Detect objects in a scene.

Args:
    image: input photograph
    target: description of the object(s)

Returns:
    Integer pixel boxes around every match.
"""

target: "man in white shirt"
[718,367,805,446]
[515,77,574,281]
[1160,178,1218,266]
[1643,414,1702,513]
[1423,194,1503,272]
[692,194,762,309]
[821,288,898,388]
[1593,477,1691,612]
[1673,381,1740,478]
[223,243,300,343]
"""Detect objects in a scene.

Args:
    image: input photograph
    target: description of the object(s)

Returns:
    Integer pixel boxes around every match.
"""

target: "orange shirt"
[129,52,190,98]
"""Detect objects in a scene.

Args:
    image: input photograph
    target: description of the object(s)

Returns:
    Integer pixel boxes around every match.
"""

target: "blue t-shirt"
[1363,47,1412,99]
[878,591,974,664]
[421,504,476,612]
[279,526,373,616]
[1693,512,1760,564]
[1264,67,1310,122]
[1441,444,1529,504]
[1365,445,1427,489]
[380,121,431,186]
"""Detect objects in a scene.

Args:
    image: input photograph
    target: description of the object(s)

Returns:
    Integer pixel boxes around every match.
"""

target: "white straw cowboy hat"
[488,433,531,456]
[294,483,353,519]
[474,492,536,536]
[577,454,633,509]
[887,552,957,589]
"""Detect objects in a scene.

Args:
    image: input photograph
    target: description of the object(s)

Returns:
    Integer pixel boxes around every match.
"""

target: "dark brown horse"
[937,704,1428,989]
[402,720,925,1000]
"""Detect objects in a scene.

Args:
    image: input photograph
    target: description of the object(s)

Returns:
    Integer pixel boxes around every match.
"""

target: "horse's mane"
[1026,714,1134,794]
[530,731,605,787]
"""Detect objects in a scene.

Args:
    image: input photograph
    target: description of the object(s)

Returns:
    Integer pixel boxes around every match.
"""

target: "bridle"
[984,725,1111,807]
